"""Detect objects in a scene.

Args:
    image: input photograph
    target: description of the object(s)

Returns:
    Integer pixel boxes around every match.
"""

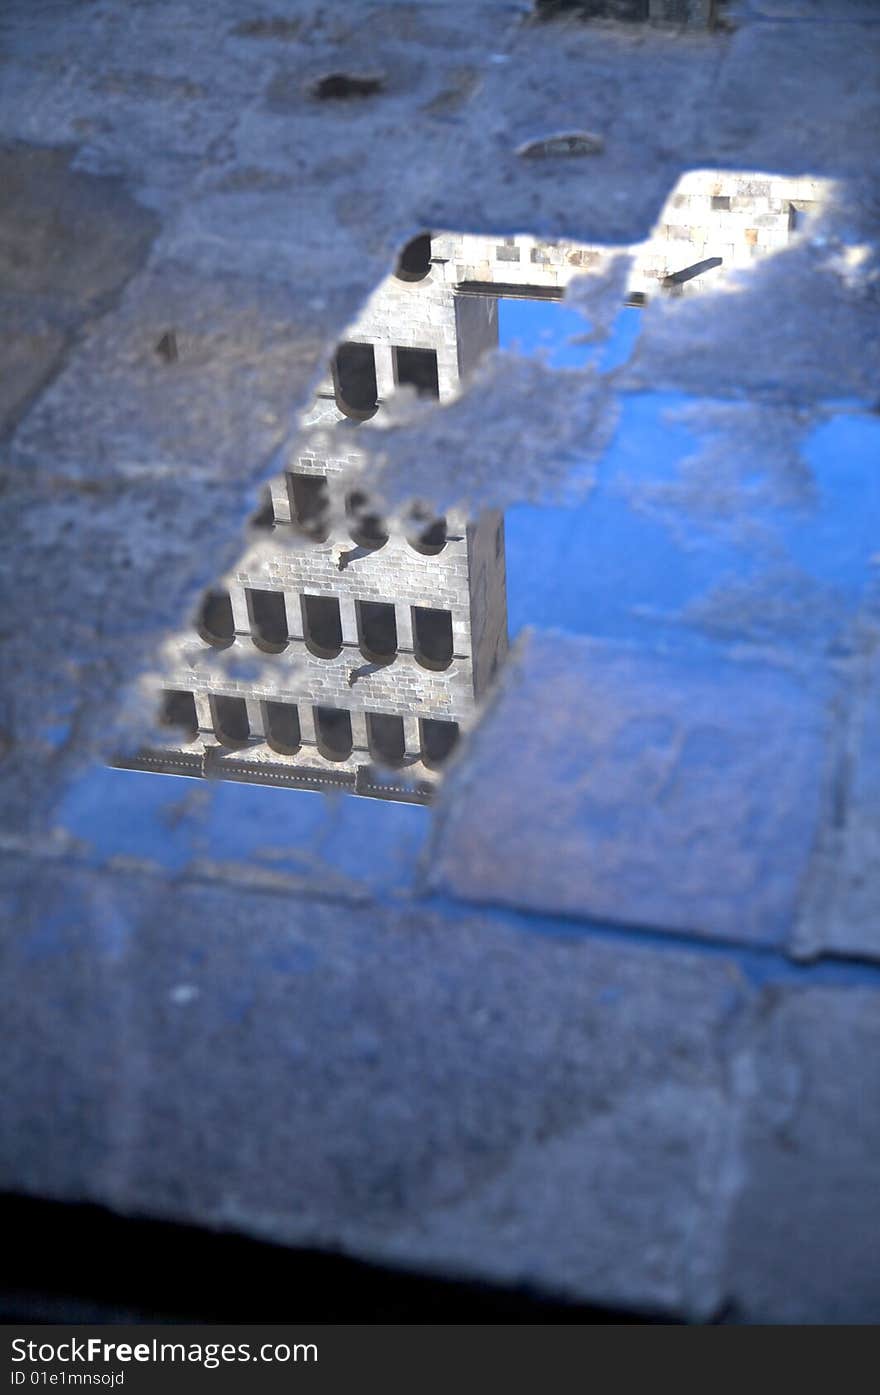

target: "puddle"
[51,165,880,886]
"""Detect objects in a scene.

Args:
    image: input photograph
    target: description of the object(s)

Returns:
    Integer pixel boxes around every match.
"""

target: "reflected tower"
[124,170,826,801]
[124,233,509,803]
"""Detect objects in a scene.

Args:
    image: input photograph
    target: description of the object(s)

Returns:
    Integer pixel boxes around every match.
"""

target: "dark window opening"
[346,490,388,549]
[197,589,235,649]
[314,706,353,762]
[332,341,379,420]
[495,238,520,263]
[246,588,288,653]
[495,522,504,560]
[302,594,343,658]
[412,607,454,670]
[210,694,250,749]
[160,689,198,743]
[250,487,275,532]
[407,511,447,555]
[711,194,731,211]
[263,701,301,756]
[287,472,329,542]
[420,718,460,769]
[394,233,432,282]
[357,600,397,663]
[393,347,439,399]
[367,713,406,767]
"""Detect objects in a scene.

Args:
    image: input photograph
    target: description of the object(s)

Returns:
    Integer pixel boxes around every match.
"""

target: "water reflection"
[534,1,720,22]
[118,169,827,804]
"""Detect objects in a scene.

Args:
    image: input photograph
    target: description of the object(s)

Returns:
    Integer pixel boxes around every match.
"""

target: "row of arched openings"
[330,341,441,421]
[197,589,455,669]
[247,473,447,555]
[160,689,459,769]
[286,473,448,554]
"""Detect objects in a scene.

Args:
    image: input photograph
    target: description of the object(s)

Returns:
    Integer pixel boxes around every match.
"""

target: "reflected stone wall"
[136,237,510,800]
[447,170,829,299]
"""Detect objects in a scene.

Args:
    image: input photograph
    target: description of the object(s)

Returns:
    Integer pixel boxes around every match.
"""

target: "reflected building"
[123,233,509,803]
[122,170,827,801]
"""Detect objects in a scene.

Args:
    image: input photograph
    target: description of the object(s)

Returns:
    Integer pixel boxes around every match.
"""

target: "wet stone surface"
[1,0,879,1323]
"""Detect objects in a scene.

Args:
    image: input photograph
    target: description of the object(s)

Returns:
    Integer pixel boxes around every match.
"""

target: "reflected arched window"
[301,594,343,658]
[356,600,397,663]
[160,689,198,743]
[287,472,329,542]
[314,706,353,762]
[407,512,447,555]
[412,606,454,670]
[332,342,379,420]
[263,701,301,756]
[420,718,459,769]
[197,589,235,648]
[394,233,432,282]
[367,712,405,767]
[250,487,275,532]
[346,490,387,549]
[210,694,250,749]
[246,588,288,653]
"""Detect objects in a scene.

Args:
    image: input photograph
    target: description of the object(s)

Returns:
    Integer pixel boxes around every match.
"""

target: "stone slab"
[795,645,880,962]
[723,984,880,1324]
[0,857,747,1320]
[427,631,833,947]
[4,854,878,1322]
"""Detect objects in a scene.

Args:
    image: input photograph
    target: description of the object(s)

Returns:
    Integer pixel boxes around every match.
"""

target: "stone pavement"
[1,0,879,1321]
